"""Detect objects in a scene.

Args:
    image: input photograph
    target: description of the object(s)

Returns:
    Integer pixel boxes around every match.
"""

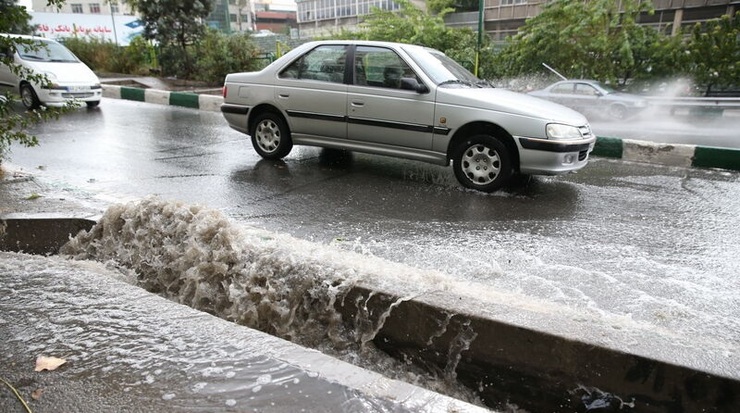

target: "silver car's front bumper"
[515,136,596,175]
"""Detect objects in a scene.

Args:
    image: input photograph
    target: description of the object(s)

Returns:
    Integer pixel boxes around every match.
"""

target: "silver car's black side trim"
[221,104,249,115]
[519,137,592,153]
[287,110,345,123]
[286,110,452,136]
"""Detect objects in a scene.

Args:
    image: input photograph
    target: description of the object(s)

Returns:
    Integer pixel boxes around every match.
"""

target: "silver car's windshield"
[405,47,487,88]
[17,40,79,63]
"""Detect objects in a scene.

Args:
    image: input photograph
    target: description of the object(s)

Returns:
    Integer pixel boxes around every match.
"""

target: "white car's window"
[279,45,347,83]
[16,39,78,63]
[353,46,420,89]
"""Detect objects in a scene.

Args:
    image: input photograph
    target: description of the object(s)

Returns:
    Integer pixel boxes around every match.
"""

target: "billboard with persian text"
[30,12,144,46]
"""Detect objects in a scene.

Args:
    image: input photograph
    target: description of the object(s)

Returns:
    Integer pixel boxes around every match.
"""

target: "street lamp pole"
[475,0,484,77]
[110,0,119,45]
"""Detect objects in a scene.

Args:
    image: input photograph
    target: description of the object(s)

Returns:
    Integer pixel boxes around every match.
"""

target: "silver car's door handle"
[278,93,289,98]
[351,101,364,107]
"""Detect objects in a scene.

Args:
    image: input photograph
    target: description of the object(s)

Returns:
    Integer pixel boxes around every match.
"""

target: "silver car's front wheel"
[250,112,293,159]
[452,135,512,192]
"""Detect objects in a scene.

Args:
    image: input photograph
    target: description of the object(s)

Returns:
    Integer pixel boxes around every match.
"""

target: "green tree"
[1,0,72,164]
[427,0,478,15]
[684,14,740,94]
[494,0,656,86]
[126,0,214,78]
[331,0,495,76]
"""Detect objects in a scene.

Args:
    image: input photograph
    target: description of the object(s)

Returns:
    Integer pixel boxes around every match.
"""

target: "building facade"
[295,0,429,37]
[32,0,136,15]
[444,0,739,42]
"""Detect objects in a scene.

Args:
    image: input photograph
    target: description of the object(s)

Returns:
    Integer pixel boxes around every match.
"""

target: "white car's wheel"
[20,83,41,110]
[452,135,512,192]
[250,112,293,160]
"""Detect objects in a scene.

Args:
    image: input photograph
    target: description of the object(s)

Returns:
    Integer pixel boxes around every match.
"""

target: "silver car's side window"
[354,46,420,90]
[279,45,347,83]
[551,83,574,94]
[575,83,598,96]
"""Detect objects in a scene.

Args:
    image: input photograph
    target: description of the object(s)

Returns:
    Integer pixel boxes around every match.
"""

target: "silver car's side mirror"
[400,77,429,94]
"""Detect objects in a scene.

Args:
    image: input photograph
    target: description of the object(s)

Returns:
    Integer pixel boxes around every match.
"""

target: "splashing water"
[60,197,489,407]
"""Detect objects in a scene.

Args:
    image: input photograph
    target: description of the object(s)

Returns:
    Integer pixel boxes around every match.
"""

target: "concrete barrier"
[0,215,95,255]
[337,286,740,413]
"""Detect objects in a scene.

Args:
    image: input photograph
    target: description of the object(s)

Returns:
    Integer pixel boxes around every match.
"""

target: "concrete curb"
[592,136,740,172]
[102,84,223,113]
[101,85,740,172]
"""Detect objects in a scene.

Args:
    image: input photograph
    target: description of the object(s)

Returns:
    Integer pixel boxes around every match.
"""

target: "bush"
[62,36,117,71]
[62,36,153,75]
[193,29,263,84]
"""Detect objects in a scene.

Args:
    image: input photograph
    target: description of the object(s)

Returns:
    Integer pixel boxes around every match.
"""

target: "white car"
[221,40,595,192]
[0,34,102,109]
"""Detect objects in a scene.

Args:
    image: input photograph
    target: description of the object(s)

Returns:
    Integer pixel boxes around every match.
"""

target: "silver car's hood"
[437,87,588,125]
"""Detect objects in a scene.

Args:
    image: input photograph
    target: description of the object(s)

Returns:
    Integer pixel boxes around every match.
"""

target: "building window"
[89,3,101,13]
[111,3,119,13]
[501,0,527,5]
[70,3,83,13]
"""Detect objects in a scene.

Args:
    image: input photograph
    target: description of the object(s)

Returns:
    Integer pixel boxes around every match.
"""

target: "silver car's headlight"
[546,123,582,140]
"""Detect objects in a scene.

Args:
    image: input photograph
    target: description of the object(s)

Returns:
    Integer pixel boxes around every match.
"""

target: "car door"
[547,82,576,107]
[346,45,435,150]
[0,45,18,94]
[570,82,601,112]
[275,44,348,141]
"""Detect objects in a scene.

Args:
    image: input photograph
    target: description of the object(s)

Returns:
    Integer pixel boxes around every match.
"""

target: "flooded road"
[6,99,740,383]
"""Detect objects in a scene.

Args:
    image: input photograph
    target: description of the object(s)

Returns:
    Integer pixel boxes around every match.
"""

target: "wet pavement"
[2,94,740,411]
[0,251,487,413]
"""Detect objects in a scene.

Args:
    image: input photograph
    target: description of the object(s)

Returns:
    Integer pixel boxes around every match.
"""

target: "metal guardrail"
[646,96,740,108]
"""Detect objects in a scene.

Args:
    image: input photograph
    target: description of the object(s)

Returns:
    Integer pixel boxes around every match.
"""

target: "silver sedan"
[221,40,595,192]
[529,80,648,120]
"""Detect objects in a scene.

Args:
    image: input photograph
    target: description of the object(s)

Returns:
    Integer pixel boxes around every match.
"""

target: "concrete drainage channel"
[2,216,738,413]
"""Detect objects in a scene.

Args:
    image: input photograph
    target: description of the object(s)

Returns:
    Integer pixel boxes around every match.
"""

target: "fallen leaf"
[31,388,44,400]
[35,356,66,372]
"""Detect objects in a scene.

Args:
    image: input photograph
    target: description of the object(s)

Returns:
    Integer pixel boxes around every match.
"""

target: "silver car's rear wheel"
[453,135,512,192]
[608,104,627,120]
[250,112,293,159]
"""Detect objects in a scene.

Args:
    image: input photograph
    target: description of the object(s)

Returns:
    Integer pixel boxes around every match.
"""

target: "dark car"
[529,80,648,120]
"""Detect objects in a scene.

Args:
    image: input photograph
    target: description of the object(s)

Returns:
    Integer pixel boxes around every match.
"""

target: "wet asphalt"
[2,96,739,412]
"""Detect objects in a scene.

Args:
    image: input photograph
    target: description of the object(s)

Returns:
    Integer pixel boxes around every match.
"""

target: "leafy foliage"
[684,14,739,93]
[0,0,35,34]
[126,0,215,78]
[194,30,263,84]
[329,0,496,76]
[493,0,657,85]
[63,36,156,75]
